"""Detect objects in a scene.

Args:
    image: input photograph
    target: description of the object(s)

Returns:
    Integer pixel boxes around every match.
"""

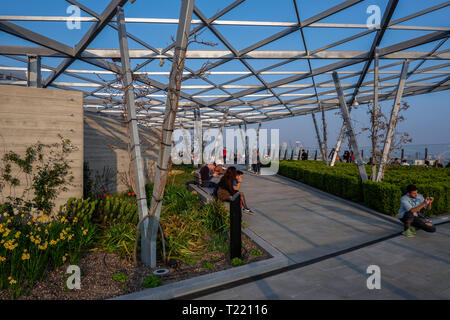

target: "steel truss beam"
[0,0,448,130]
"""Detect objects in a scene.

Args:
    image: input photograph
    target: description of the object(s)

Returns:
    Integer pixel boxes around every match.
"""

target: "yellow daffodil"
[38,241,48,250]
[0,256,6,262]
[4,239,18,250]
[3,228,11,237]
[21,253,30,260]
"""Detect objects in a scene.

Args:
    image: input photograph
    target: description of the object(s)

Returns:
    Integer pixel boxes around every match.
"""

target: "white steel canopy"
[0,0,449,129]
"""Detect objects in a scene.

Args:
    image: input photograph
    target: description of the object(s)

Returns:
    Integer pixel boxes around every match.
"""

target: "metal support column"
[332,71,368,181]
[148,0,195,267]
[27,55,41,87]
[376,60,409,182]
[311,112,325,163]
[330,123,345,166]
[193,107,202,167]
[213,108,228,164]
[320,102,328,165]
[244,121,249,168]
[116,7,150,263]
[371,48,380,181]
[229,193,242,260]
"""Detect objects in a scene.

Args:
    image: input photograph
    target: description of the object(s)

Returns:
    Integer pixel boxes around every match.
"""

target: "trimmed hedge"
[278,160,450,217]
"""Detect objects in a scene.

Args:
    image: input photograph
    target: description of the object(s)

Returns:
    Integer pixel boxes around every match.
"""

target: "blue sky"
[1,0,449,148]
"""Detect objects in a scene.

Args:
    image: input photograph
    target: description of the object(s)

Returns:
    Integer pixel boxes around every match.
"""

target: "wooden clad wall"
[0,85,83,211]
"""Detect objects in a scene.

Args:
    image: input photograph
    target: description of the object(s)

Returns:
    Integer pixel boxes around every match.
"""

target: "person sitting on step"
[398,184,436,237]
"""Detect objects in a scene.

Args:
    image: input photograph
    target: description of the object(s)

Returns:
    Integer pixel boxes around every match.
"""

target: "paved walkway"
[238,172,401,264]
[196,171,450,299]
[199,223,450,300]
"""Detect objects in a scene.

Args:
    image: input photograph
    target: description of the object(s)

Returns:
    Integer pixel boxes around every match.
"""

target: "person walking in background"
[301,149,308,160]
[350,150,355,163]
[251,149,261,175]
[343,150,350,163]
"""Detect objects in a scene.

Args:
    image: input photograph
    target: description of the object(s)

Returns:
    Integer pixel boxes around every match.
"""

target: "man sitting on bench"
[200,163,219,188]
[398,184,436,237]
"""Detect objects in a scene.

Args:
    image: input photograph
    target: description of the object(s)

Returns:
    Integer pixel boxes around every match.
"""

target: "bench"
[187,169,242,259]
[187,170,216,204]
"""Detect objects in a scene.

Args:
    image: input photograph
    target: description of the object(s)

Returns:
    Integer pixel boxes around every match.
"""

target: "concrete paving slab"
[240,173,401,263]
[197,223,450,300]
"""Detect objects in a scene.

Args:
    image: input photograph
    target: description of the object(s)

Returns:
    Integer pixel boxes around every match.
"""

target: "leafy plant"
[112,272,128,283]
[0,136,77,214]
[98,195,138,225]
[230,257,245,267]
[184,257,196,266]
[142,274,162,288]
[202,261,214,270]
[99,223,136,260]
[249,249,262,256]
[59,197,98,224]
[0,210,96,298]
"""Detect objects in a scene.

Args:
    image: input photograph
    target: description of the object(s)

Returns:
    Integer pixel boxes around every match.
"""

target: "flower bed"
[278,160,450,216]
[0,164,269,299]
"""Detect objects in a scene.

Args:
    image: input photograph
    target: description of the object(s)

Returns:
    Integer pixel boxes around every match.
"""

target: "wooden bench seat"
[187,170,216,204]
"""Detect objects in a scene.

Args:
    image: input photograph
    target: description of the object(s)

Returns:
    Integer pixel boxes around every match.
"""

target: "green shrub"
[249,249,262,256]
[98,195,138,225]
[278,161,449,217]
[112,272,128,283]
[362,180,402,215]
[59,197,97,224]
[416,183,446,217]
[230,257,245,267]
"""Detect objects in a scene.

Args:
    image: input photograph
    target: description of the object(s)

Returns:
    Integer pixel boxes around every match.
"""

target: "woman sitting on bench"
[217,167,254,215]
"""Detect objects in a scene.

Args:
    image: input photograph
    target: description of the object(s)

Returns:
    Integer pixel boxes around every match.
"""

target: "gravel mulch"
[0,232,270,300]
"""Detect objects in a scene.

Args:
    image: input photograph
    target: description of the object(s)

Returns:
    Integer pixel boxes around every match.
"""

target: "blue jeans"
[201,181,218,188]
